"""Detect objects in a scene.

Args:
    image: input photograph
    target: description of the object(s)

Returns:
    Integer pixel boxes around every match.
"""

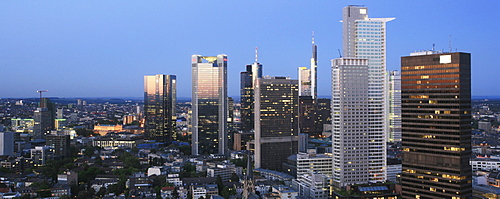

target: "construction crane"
[36,90,48,108]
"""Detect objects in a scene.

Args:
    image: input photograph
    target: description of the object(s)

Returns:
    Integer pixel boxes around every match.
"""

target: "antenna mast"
[36,90,48,108]
[255,47,258,62]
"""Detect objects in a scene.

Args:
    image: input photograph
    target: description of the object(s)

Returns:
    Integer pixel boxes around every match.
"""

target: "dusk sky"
[1,1,497,99]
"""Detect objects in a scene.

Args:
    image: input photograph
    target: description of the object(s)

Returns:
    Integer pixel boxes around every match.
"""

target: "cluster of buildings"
[0,5,485,199]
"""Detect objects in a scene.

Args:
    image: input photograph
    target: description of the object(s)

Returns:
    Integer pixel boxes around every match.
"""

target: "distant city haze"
[1,1,497,98]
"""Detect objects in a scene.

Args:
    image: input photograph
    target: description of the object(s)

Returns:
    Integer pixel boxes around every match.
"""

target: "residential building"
[254,76,299,171]
[31,146,53,166]
[401,52,472,198]
[144,74,177,143]
[342,5,394,183]
[192,55,228,156]
[46,134,70,158]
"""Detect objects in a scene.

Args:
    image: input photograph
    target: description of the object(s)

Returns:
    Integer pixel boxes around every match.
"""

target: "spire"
[246,153,253,179]
[255,47,258,62]
[312,31,315,44]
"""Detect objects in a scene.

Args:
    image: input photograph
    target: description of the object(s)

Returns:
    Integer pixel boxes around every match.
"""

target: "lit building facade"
[388,70,402,142]
[240,59,262,132]
[401,52,472,198]
[341,5,394,183]
[254,77,299,171]
[192,55,228,156]
[144,74,177,143]
[331,58,370,187]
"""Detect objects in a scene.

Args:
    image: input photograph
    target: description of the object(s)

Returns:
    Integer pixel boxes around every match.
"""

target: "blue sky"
[1,1,497,98]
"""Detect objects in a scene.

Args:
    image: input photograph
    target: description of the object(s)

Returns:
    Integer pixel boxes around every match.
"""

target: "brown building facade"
[401,52,472,198]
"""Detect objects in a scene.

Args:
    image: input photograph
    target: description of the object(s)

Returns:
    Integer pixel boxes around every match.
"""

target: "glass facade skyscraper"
[191,54,228,156]
[254,76,299,171]
[240,61,262,132]
[144,74,176,143]
[401,52,472,199]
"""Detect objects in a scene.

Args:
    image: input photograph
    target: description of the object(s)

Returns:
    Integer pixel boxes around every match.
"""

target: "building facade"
[331,58,370,187]
[144,74,177,144]
[240,60,262,132]
[401,52,472,198]
[254,77,299,171]
[342,5,394,183]
[388,70,402,142]
[192,55,228,155]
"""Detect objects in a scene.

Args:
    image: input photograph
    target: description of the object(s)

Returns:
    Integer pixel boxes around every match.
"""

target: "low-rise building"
[292,172,329,199]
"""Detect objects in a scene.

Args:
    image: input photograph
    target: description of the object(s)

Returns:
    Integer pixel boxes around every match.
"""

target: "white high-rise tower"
[336,5,394,184]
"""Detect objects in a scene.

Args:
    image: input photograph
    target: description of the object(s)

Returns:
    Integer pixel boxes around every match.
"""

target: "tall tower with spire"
[240,48,263,131]
[311,32,318,99]
[298,32,318,99]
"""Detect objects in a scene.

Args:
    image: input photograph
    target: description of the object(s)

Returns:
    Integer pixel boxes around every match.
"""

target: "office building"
[254,76,299,171]
[240,54,263,131]
[33,108,52,140]
[192,54,228,155]
[388,70,402,142]
[31,146,53,166]
[0,132,14,156]
[298,34,318,99]
[341,5,394,183]
[46,134,70,158]
[314,98,331,135]
[33,98,56,140]
[401,52,472,198]
[298,96,316,137]
[331,58,370,187]
[144,74,177,143]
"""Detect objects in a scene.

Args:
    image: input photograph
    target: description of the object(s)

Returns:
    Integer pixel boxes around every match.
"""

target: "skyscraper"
[33,98,55,140]
[331,58,370,187]
[144,74,177,144]
[254,76,299,171]
[298,34,318,99]
[388,71,402,143]
[341,5,394,183]
[240,55,262,132]
[0,132,14,156]
[192,54,228,156]
[401,52,472,198]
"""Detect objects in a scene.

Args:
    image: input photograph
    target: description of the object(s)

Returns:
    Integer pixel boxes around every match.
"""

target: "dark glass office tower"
[401,52,472,199]
[33,98,55,140]
[144,74,176,144]
[254,77,299,171]
[240,62,262,132]
[192,55,228,156]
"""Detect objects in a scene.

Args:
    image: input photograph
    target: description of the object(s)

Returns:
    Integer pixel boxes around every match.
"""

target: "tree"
[230,172,239,182]
[216,175,224,193]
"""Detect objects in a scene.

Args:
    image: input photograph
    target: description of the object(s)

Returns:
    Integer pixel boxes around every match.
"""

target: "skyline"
[1,1,497,98]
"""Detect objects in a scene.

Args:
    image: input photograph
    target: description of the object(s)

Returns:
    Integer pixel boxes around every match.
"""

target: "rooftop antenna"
[432,43,435,51]
[449,35,452,52]
[36,90,48,108]
[312,31,315,45]
[338,49,342,58]
[255,47,258,62]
